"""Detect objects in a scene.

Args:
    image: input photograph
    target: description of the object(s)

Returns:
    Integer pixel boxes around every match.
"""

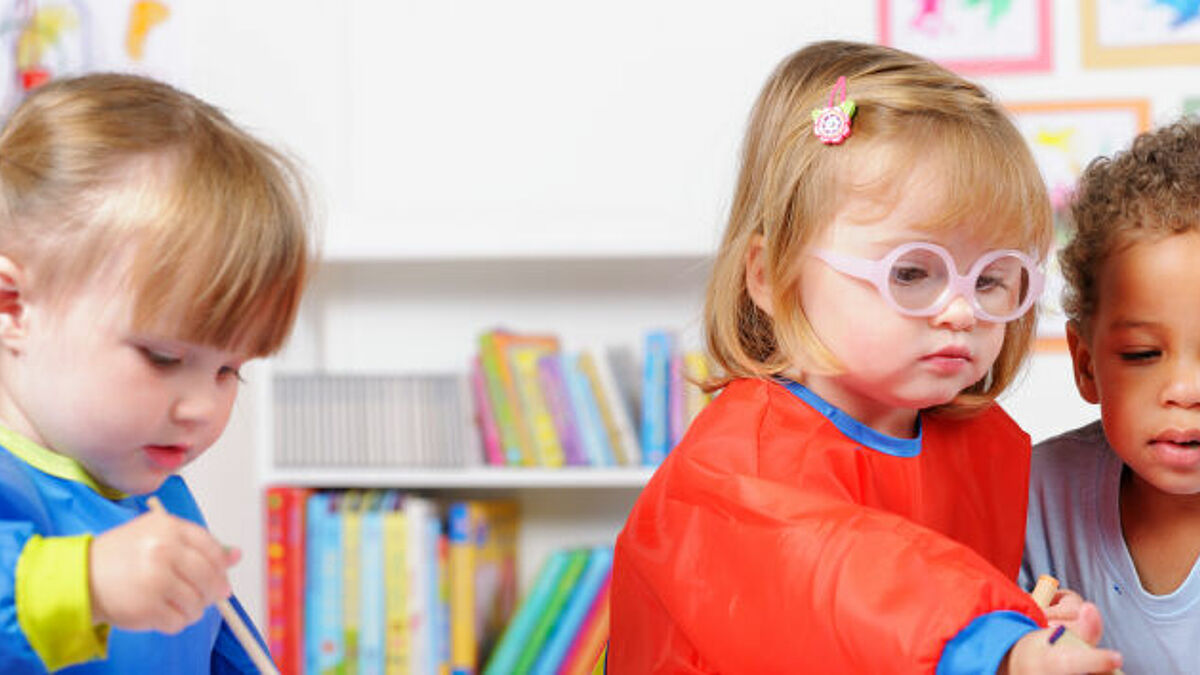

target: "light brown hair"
[704,40,1052,413]
[0,73,310,356]
[1061,118,1200,336]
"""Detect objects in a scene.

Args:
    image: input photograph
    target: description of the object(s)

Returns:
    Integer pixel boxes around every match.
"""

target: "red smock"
[610,378,1045,673]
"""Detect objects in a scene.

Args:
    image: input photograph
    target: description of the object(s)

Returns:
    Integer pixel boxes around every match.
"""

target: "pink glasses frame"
[812,242,1045,323]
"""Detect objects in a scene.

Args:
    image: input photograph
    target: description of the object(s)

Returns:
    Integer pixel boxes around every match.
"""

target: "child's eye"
[1119,349,1161,363]
[219,365,246,383]
[975,275,1006,293]
[890,265,930,285]
[139,347,181,368]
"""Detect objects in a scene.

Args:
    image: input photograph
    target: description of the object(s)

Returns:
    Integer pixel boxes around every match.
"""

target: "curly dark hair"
[1060,118,1200,331]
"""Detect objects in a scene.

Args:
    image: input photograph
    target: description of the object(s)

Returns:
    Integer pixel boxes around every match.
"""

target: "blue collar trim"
[780,380,923,457]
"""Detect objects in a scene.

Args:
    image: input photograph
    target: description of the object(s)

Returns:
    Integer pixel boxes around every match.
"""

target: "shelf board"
[263,466,656,489]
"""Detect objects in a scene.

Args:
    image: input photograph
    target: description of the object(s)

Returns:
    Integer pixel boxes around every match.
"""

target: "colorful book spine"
[469,357,506,466]
[359,492,386,675]
[509,345,565,467]
[478,330,530,466]
[305,492,344,675]
[511,549,590,673]
[341,491,365,673]
[283,488,309,675]
[448,502,478,675]
[577,352,627,466]
[558,577,611,675]
[475,500,520,659]
[683,350,712,429]
[561,353,615,467]
[429,511,449,675]
[265,487,291,673]
[405,496,434,673]
[584,349,642,466]
[382,492,410,673]
[537,354,587,466]
[482,550,571,675]
[639,331,672,466]
[530,547,614,675]
[668,352,686,448]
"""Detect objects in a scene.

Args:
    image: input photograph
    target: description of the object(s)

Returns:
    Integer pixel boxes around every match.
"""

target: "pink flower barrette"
[811,76,856,145]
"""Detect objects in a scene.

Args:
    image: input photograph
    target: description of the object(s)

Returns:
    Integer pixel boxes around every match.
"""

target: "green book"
[511,549,590,674]
[482,550,571,675]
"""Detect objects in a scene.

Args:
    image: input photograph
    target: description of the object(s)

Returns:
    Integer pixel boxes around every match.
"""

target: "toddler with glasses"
[608,40,1123,673]
[1021,119,1200,674]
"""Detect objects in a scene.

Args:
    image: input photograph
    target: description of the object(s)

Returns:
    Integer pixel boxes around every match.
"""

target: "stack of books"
[273,373,479,468]
[265,487,522,674]
[482,546,613,675]
[472,328,713,469]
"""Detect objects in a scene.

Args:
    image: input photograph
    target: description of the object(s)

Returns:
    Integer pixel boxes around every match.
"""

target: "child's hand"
[1000,624,1123,675]
[1044,589,1104,645]
[88,509,239,634]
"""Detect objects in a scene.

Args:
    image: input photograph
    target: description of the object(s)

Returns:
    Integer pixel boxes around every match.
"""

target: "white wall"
[175,0,1180,628]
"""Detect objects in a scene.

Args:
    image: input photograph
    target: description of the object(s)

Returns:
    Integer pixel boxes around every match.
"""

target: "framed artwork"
[1007,100,1151,345]
[0,0,183,113]
[1082,0,1200,67]
[878,0,1053,74]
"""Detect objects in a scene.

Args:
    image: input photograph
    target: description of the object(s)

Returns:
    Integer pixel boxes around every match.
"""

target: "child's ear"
[0,254,28,353]
[744,234,774,317]
[1065,320,1099,404]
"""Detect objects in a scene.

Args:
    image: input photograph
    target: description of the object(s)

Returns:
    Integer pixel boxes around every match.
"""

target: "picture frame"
[1082,0,1200,67]
[877,0,1052,74]
[1006,100,1151,345]
[0,0,184,113]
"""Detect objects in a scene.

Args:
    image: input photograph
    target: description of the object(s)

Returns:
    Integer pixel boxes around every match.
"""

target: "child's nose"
[930,294,977,331]
[171,386,221,427]
[1162,364,1200,408]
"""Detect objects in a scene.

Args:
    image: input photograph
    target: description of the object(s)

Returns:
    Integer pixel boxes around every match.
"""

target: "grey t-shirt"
[1021,420,1200,674]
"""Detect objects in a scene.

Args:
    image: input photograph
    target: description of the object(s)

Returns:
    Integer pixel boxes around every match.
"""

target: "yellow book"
[476,500,520,655]
[509,345,565,467]
[683,350,713,426]
[382,492,410,675]
[479,331,560,466]
[341,491,366,675]
[447,501,478,672]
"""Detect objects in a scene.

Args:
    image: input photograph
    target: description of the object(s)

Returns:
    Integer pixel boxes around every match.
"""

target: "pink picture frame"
[878,0,1053,74]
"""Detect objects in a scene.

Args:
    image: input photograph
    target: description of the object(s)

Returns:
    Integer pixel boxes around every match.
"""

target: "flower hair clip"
[811,76,856,145]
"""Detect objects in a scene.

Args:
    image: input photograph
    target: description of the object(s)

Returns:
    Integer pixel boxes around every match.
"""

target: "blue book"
[359,492,386,675]
[640,331,673,466]
[530,547,614,675]
[428,511,447,675]
[561,353,615,466]
[482,550,571,675]
[305,492,344,675]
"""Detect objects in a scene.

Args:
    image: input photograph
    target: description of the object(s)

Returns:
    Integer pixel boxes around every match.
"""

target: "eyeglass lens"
[886,249,1031,316]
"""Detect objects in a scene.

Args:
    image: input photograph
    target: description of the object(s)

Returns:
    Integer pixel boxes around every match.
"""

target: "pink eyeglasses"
[812,242,1045,323]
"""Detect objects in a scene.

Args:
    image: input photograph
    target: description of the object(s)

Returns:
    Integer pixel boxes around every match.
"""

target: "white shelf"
[263,466,656,489]
[319,217,718,263]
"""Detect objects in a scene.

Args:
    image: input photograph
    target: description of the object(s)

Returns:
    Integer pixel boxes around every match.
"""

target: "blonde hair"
[0,73,310,356]
[1061,118,1200,337]
[705,41,1051,414]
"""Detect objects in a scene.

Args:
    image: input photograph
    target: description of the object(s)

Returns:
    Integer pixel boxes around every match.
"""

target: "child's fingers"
[1042,627,1122,674]
[1067,602,1104,646]
[160,581,208,630]
[175,518,236,574]
[1045,642,1123,674]
[1044,589,1082,622]
[168,545,232,605]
